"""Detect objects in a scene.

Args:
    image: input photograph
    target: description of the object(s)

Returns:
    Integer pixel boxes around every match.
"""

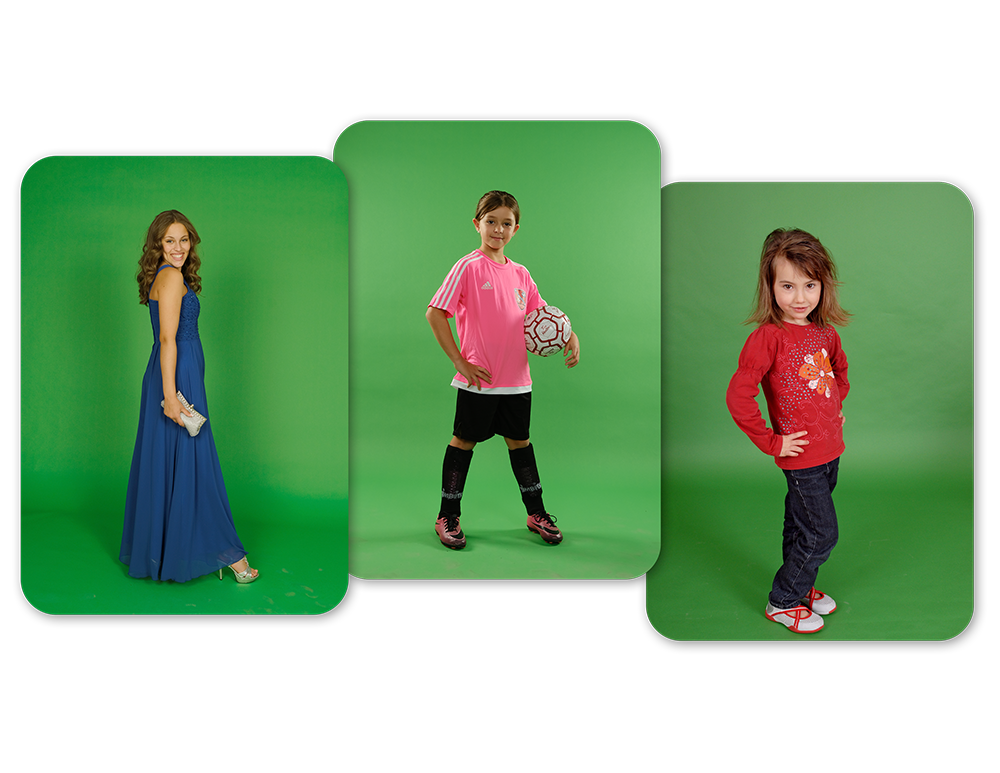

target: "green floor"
[647,463,974,641]
[22,498,348,615]
[350,435,660,579]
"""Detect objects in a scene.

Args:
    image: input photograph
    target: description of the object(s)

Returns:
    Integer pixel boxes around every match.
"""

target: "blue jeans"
[769,457,840,609]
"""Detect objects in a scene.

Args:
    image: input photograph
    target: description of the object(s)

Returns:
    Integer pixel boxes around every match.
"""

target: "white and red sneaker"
[765,603,825,633]
[802,587,837,615]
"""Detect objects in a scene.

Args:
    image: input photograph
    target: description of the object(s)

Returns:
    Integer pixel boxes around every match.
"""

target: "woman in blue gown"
[120,210,258,583]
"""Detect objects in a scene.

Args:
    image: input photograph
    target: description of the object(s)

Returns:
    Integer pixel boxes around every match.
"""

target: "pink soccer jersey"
[429,249,545,393]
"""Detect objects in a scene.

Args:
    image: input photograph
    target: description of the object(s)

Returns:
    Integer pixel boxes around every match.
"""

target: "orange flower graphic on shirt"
[799,349,835,398]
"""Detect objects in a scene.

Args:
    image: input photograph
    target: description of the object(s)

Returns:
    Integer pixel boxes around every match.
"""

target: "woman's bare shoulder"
[150,266,186,300]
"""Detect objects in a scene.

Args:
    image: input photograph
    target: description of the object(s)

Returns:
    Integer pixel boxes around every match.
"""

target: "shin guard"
[508,443,546,516]
[440,445,473,516]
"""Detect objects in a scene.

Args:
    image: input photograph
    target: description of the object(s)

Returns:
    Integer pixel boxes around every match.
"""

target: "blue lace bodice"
[149,267,199,342]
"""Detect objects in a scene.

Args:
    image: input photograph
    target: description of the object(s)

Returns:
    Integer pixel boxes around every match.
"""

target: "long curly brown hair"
[136,210,203,304]
[746,228,850,328]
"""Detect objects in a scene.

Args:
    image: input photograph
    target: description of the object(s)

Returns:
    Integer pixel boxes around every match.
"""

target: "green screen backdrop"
[336,121,661,578]
[21,156,349,614]
[648,182,974,640]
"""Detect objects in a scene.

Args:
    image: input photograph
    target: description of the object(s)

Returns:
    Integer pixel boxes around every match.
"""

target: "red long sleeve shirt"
[726,322,849,470]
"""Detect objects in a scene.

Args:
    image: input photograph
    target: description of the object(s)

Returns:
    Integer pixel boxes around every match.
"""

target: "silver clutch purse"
[161,390,207,437]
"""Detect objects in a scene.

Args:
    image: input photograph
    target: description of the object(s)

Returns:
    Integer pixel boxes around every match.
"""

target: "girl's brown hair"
[475,190,520,224]
[747,228,850,328]
[136,210,203,305]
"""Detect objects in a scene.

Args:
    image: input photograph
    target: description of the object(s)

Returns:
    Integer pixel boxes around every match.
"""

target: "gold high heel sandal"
[219,557,258,583]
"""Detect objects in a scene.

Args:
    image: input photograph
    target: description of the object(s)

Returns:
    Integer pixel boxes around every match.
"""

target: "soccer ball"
[524,305,572,356]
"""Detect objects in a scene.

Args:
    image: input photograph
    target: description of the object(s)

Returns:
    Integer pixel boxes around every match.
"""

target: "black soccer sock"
[508,443,546,516]
[440,445,473,516]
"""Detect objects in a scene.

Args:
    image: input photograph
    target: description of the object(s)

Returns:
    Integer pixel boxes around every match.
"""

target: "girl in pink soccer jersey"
[726,229,850,634]
[426,191,580,550]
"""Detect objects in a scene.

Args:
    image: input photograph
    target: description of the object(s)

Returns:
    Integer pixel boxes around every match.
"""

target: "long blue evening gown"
[120,265,246,582]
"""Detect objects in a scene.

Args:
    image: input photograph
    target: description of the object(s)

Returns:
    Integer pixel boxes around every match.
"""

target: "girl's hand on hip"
[839,411,845,426]
[457,359,492,391]
[779,430,809,457]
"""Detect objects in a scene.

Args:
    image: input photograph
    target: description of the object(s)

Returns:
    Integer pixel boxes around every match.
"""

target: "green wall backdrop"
[21,156,349,614]
[648,182,974,640]
[336,121,661,578]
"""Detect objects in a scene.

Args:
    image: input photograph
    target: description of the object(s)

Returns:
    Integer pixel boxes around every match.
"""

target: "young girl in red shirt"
[726,229,850,633]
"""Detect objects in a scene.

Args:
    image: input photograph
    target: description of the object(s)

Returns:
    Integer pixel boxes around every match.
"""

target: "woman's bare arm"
[155,268,192,426]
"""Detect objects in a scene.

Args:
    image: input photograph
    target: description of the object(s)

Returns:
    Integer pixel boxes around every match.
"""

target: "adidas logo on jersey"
[481,281,493,290]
